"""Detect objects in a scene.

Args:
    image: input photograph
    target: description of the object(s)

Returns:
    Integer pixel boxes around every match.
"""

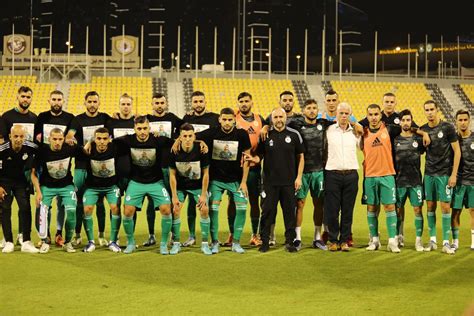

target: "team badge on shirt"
[285,136,291,143]
[394,118,400,124]
[317,124,323,131]
[412,141,418,148]
[438,131,444,138]
[269,139,274,147]
[22,153,28,160]
[470,143,474,150]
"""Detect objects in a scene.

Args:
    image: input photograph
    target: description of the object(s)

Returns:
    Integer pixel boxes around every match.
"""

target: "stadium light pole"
[339,30,342,81]
[67,23,71,66]
[103,25,106,77]
[440,35,444,78]
[30,23,33,76]
[177,25,181,81]
[303,28,308,81]
[322,25,326,81]
[159,25,163,78]
[48,24,52,80]
[296,55,301,75]
[250,27,254,79]
[407,33,411,77]
[268,27,272,80]
[195,26,198,79]
[415,52,418,78]
[424,34,428,78]
[12,24,15,76]
[374,31,378,82]
[335,0,338,56]
[85,26,89,81]
[286,28,289,80]
[232,27,236,78]
[457,35,461,78]
[213,26,217,79]
[121,24,125,77]
[140,25,144,78]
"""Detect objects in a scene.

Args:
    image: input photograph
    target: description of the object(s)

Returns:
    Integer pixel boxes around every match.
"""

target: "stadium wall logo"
[6,35,26,54]
[111,36,138,57]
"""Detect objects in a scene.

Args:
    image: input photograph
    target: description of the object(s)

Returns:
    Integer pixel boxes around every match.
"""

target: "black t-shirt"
[1,108,37,141]
[105,116,135,139]
[197,126,251,183]
[458,133,474,186]
[35,110,75,144]
[114,134,169,184]
[85,142,118,188]
[0,141,37,186]
[288,117,333,173]
[35,143,79,188]
[148,112,183,168]
[420,121,457,176]
[258,127,305,186]
[169,143,210,190]
[183,112,219,132]
[106,116,135,177]
[69,112,111,169]
[393,134,425,187]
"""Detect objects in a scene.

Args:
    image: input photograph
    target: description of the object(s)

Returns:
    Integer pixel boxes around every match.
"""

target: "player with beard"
[66,91,110,247]
[288,99,335,250]
[34,90,74,247]
[451,110,474,251]
[196,107,251,254]
[181,91,219,247]
[143,93,183,247]
[227,92,266,247]
[113,116,172,254]
[359,93,402,127]
[393,110,425,251]
[0,86,37,246]
[420,100,460,255]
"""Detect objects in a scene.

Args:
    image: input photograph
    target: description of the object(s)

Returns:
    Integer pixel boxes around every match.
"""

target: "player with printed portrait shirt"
[0,125,38,254]
[451,110,474,251]
[81,127,122,253]
[288,99,335,251]
[142,93,183,247]
[253,108,305,253]
[66,91,111,247]
[181,91,219,247]
[169,123,211,255]
[113,115,172,255]
[420,100,461,255]
[34,89,74,247]
[196,107,251,254]
[393,109,426,252]
[31,128,83,254]
[0,86,37,145]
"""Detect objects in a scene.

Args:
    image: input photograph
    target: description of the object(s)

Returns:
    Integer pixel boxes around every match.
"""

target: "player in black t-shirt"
[420,100,460,255]
[288,99,333,250]
[113,116,172,254]
[393,109,426,251]
[0,125,38,253]
[196,107,251,254]
[142,93,183,247]
[253,108,305,253]
[66,91,110,247]
[81,128,122,253]
[169,124,211,255]
[181,91,219,247]
[451,110,474,251]
[31,128,82,253]
[34,90,74,247]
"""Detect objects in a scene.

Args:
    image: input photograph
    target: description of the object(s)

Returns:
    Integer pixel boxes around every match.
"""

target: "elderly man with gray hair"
[324,103,362,252]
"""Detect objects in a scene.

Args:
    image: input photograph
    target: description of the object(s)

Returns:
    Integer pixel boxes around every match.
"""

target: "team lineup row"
[0,86,473,256]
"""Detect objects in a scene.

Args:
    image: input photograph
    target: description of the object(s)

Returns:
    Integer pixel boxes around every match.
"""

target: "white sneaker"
[21,241,40,253]
[83,241,96,253]
[415,239,424,252]
[397,235,405,248]
[39,242,50,254]
[442,243,455,255]
[16,233,24,246]
[387,240,401,253]
[2,242,14,253]
[471,244,474,251]
[424,240,438,252]
[98,237,108,247]
[63,242,76,253]
[269,238,277,246]
[366,240,380,251]
[0,238,5,249]
[71,236,82,246]
[181,237,195,247]
[451,243,459,252]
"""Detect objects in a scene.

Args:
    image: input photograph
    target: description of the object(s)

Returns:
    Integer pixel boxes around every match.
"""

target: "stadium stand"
[457,84,474,115]
[425,83,454,122]
[291,80,311,106]
[0,75,56,114]
[186,78,301,115]
[67,76,153,115]
[330,80,441,123]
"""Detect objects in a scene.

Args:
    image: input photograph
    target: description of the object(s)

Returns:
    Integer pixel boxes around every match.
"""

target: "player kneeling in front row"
[82,128,121,253]
[169,124,212,255]
[31,128,79,253]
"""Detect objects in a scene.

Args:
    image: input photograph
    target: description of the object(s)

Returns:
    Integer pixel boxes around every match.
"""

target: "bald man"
[252,108,305,253]
[0,125,39,253]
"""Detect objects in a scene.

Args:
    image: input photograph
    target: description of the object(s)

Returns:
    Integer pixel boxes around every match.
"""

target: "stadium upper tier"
[68,77,153,115]
[0,75,55,114]
[460,84,474,105]
[191,78,301,115]
[330,81,441,123]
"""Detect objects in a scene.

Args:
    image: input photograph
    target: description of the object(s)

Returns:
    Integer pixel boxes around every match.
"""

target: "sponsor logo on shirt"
[372,137,382,147]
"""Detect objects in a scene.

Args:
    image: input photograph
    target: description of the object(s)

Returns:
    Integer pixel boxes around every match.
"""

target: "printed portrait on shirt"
[46,157,70,179]
[212,140,238,161]
[91,158,116,178]
[131,148,156,167]
[150,121,172,138]
[176,161,201,180]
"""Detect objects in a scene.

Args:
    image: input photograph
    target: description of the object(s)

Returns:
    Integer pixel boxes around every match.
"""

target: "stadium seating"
[0,75,56,114]
[458,84,474,114]
[330,80,441,123]
[190,78,301,116]
[67,76,153,115]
